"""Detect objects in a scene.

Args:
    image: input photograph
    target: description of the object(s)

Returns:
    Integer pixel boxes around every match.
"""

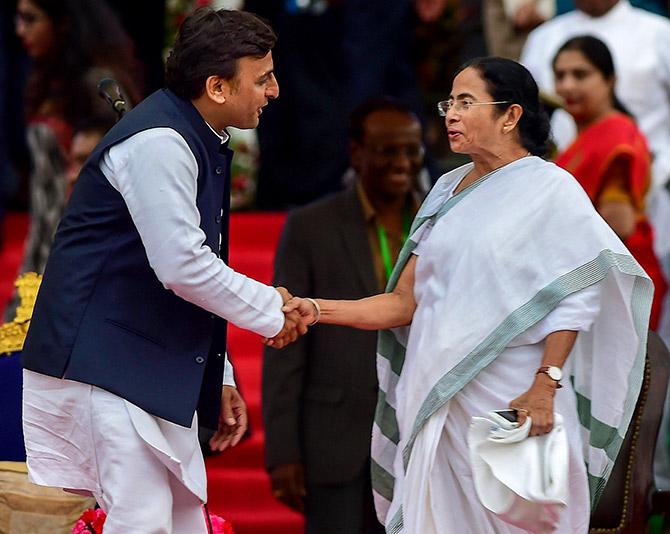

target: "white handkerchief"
[468,411,569,533]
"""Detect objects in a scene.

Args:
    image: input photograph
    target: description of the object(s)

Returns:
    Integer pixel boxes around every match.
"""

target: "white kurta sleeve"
[223,354,236,387]
[99,128,284,338]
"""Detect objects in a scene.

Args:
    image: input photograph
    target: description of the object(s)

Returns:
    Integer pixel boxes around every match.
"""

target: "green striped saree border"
[371,459,395,503]
[581,273,650,506]
[387,508,404,534]
[375,389,400,445]
[372,174,491,517]
[401,250,648,469]
[384,171,490,295]
[381,250,649,531]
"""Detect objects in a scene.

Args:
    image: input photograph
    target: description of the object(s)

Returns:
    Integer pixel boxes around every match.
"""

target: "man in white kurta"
[21,9,302,534]
[521,0,670,163]
[22,127,284,532]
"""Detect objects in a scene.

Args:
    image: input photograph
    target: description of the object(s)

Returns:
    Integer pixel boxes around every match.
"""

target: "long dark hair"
[456,57,551,156]
[23,0,142,125]
[552,35,631,117]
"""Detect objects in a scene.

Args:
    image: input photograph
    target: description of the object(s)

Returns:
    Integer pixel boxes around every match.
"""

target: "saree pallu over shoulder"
[555,113,665,329]
[371,156,652,531]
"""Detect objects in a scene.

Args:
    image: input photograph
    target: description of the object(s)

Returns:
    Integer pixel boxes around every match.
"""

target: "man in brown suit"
[263,98,425,534]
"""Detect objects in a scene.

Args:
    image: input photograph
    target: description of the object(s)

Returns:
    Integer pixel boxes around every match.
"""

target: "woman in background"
[554,35,666,328]
[15,0,142,274]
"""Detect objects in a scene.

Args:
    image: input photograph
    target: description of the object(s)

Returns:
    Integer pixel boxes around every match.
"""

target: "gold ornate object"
[0,273,42,355]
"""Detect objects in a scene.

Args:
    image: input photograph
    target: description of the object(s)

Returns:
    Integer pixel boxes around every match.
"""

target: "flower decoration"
[71,508,106,534]
[209,513,236,534]
[72,507,235,533]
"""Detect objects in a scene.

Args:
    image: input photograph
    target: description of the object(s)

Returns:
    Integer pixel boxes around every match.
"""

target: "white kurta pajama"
[371,157,652,533]
[22,128,286,533]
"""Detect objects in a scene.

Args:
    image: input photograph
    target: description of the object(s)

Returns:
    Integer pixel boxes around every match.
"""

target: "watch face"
[547,367,562,381]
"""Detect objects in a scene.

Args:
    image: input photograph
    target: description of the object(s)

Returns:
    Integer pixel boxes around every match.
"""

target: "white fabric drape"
[372,157,652,533]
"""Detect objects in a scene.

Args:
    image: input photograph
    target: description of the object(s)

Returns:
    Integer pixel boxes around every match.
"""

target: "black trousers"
[305,463,386,534]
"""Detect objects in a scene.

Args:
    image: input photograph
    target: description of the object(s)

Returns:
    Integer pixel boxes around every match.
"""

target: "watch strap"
[537,366,563,388]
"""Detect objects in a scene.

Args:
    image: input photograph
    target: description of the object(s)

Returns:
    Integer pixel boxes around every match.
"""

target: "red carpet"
[206,212,303,533]
[0,212,29,315]
[0,211,303,534]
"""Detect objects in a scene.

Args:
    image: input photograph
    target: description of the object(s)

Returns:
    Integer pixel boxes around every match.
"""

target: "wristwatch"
[536,365,563,388]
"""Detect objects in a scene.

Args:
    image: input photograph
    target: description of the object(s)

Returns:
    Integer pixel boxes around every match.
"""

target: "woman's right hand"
[282,297,319,327]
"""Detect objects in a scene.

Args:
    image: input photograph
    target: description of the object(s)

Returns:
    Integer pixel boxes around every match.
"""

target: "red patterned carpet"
[0,211,303,534]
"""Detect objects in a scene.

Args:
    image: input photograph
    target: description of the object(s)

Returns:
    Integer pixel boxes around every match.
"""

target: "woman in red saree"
[554,35,666,328]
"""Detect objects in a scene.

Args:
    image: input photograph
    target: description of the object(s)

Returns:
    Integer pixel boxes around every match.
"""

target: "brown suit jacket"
[262,186,380,485]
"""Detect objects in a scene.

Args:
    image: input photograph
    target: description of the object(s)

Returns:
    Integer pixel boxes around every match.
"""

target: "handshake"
[264,287,320,349]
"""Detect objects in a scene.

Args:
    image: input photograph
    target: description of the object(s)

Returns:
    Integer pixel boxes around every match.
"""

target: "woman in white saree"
[280,58,652,533]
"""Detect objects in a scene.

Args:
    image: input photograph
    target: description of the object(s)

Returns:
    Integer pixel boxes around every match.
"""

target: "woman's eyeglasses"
[437,100,512,116]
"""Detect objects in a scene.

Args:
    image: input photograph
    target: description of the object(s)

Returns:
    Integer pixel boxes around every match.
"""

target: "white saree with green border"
[371,156,652,533]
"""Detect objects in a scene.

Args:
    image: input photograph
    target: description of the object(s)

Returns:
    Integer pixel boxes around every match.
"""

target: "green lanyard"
[376,206,412,282]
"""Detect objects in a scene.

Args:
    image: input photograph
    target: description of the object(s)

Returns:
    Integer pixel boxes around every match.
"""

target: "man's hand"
[269,463,306,513]
[264,288,309,348]
[209,385,248,452]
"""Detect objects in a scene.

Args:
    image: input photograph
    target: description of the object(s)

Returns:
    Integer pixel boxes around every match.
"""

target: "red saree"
[556,113,666,329]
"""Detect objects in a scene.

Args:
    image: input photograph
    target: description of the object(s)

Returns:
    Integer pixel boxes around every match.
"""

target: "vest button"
[217,352,224,358]
[215,215,222,224]
[195,356,205,364]
[215,166,223,175]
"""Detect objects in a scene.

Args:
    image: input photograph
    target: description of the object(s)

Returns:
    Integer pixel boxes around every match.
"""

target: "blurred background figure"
[555,0,666,15]
[0,1,30,229]
[263,97,425,534]
[245,0,449,210]
[553,35,667,330]
[66,116,116,191]
[483,0,554,60]
[521,0,670,163]
[520,0,670,356]
[15,0,143,275]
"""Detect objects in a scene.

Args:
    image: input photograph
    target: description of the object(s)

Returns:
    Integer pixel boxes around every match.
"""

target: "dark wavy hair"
[455,57,551,156]
[23,0,142,125]
[552,35,631,117]
[165,9,277,100]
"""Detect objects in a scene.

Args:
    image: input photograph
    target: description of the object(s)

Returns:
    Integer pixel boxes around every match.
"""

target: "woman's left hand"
[508,378,558,436]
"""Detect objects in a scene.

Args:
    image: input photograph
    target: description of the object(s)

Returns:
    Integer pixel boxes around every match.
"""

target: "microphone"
[97,78,128,120]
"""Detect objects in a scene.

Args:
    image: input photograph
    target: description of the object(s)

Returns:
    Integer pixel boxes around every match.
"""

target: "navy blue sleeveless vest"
[22,89,232,429]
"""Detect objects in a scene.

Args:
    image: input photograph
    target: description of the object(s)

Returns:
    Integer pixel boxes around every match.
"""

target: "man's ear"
[204,75,230,105]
